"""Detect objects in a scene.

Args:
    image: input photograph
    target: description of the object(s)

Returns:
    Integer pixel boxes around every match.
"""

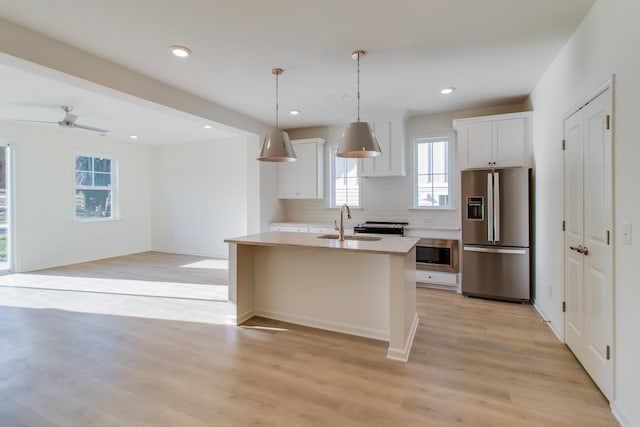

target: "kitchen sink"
[317,234,382,241]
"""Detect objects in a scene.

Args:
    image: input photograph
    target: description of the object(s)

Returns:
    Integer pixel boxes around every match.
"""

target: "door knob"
[569,245,589,255]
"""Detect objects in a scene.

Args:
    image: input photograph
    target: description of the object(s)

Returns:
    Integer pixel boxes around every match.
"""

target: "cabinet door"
[277,138,325,199]
[493,118,526,167]
[296,142,318,198]
[459,121,493,168]
[360,120,406,177]
[361,121,390,175]
[309,226,334,234]
[272,225,308,232]
[278,160,299,198]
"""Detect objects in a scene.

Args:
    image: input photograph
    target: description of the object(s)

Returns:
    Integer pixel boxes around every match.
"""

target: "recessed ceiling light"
[289,110,301,116]
[204,125,212,129]
[170,45,192,58]
[130,135,139,139]
[441,87,456,95]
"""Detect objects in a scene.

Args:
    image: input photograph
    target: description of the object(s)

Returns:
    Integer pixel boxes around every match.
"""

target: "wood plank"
[0,252,618,426]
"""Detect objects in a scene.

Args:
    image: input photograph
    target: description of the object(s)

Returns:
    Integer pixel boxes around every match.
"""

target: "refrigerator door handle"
[487,172,493,241]
[464,246,527,255]
[494,171,500,242]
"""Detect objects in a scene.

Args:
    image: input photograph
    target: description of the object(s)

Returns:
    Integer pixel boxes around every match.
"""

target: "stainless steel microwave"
[416,238,459,273]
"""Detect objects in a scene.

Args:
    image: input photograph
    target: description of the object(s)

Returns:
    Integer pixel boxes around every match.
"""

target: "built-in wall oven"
[415,238,459,273]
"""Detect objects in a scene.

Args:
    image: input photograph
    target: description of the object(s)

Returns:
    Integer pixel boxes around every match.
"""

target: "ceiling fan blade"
[72,123,109,133]
[16,119,57,124]
[13,106,108,133]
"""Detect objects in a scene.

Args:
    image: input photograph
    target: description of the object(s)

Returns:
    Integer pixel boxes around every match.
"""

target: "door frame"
[562,76,615,399]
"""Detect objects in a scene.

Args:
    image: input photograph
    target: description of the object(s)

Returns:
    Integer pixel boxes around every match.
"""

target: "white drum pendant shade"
[336,50,382,158]
[258,129,296,162]
[338,122,381,158]
[257,68,297,162]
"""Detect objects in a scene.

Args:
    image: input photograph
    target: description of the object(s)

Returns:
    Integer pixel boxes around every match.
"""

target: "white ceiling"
[0,63,242,143]
[0,0,595,142]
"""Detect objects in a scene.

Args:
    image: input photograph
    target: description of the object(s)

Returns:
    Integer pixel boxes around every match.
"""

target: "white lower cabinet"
[270,225,309,232]
[308,226,335,234]
[269,224,353,235]
[416,270,458,291]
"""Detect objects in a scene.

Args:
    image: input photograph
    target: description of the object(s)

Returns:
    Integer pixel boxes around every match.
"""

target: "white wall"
[0,17,284,255]
[1,120,151,272]
[151,137,255,258]
[530,0,640,424]
[283,104,525,226]
[3,120,278,269]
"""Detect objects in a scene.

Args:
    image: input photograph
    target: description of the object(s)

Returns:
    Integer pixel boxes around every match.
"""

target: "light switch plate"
[623,222,632,245]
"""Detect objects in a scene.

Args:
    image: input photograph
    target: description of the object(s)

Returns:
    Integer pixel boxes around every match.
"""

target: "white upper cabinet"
[454,112,532,169]
[359,116,407,177]
[278,138,325,199]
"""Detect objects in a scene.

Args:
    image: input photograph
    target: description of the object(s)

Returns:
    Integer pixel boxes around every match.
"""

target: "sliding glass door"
[0,144,10,272]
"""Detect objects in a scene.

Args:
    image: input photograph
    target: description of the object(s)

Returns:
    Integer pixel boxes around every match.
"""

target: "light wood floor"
[0,252,617,426]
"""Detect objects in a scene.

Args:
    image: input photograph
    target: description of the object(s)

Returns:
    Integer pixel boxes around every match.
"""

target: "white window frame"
[74,154,119,221]
[329,144,361,208]
[413,135,454,209]
[0,141,13,273]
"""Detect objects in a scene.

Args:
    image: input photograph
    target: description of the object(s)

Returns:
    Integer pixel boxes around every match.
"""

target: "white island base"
[226,232,419,362]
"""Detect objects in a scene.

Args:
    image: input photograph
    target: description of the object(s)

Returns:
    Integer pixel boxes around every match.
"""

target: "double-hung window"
[329,145,360,208]
[414,136,452,209]
[75,155,117,220]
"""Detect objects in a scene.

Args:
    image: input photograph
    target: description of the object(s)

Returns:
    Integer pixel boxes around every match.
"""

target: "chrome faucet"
[334,204,352,241]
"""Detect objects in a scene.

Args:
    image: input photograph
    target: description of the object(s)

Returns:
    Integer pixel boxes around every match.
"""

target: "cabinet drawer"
[416,270,457,285]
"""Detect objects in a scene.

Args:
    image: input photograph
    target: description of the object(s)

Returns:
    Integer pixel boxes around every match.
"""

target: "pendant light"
[336,50,381,158]
[258,68,297,162]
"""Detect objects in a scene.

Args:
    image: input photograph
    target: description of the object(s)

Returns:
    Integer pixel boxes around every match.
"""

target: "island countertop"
[225,231,419,255]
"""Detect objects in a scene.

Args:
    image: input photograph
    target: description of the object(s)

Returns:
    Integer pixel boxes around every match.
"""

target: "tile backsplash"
[282,174,460,226]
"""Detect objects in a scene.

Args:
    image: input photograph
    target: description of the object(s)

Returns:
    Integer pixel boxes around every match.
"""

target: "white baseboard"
[236,308,255,324]
[533,302,563,342]
[254,308,389,342]
[151,248,227,259]
[386,313,419,362]
[611,401,634,427]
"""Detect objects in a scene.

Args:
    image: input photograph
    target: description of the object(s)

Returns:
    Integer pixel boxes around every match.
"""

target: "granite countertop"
[225,231,419,255]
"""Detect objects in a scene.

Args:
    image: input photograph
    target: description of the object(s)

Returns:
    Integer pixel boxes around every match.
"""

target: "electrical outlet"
[548,286,552,298]
[623,222,632,245]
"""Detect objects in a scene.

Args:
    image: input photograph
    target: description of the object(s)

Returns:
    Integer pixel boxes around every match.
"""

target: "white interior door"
[563,87,613,400]
[564,109,584,356]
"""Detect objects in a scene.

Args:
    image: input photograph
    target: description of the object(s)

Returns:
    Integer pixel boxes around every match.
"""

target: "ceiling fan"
[20,106,109,133]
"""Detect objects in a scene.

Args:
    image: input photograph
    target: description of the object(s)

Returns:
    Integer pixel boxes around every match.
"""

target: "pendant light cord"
[356,51,361,122]
[352,50,366,122]
[271,68,283,129]
[275,70,279,129]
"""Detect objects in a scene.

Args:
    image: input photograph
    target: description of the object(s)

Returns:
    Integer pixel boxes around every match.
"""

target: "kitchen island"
[224,231,419,361]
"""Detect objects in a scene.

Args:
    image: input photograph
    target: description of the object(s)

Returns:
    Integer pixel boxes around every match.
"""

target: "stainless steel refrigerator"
[461,167,531,302]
